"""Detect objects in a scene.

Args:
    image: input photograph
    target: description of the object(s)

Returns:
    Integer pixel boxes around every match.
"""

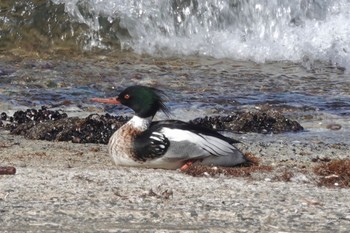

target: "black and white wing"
[134,120,248,166]
[133,129,170,161]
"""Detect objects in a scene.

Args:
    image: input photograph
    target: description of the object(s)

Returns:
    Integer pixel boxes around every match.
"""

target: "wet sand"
[1,130,350,232]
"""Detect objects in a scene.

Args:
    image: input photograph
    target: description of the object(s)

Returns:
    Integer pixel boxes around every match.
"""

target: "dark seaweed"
[1,107,303,144]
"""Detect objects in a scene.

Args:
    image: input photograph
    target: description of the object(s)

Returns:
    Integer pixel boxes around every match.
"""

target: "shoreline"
[1,129,350,232]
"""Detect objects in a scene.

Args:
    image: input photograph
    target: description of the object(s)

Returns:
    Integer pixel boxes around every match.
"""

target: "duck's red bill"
[91,97,120,104]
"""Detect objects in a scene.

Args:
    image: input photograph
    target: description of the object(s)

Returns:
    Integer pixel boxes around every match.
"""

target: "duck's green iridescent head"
[92,85,170,118]
[117,85,170,118]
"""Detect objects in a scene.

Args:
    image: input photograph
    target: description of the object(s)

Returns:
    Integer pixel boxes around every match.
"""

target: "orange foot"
[180,161,193,171]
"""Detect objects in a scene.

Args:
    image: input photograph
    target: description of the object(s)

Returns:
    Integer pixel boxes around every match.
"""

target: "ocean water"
[0,0,349,143]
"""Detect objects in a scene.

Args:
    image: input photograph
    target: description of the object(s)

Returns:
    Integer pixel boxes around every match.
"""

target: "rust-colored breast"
[108,124,143,162]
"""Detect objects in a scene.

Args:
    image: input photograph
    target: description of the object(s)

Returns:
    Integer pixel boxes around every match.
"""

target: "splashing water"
[47,0,350,69]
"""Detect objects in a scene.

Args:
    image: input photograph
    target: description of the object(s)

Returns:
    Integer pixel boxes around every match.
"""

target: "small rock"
[0,166,16,175]
[326,123,341,131]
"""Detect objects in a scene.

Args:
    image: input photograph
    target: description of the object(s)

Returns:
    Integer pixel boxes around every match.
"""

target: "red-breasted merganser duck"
[91,85,249,169]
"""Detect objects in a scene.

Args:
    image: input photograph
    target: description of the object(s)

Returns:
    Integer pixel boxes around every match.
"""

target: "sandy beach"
[1,50,349,232]
[1,1,350,232]
[1,129,350,232]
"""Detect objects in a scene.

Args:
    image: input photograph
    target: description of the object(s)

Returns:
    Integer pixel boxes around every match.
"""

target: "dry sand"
[1,130,350,232]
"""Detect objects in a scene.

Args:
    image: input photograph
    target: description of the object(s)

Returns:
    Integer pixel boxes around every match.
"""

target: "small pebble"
[0,166,16,175]
[326,124,342,131]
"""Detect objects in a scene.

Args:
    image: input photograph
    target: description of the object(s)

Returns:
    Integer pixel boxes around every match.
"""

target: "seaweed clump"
[13,114,128,144]
[182,153,273,177]
[190,111,303,134]
[0,106,129,144]
[1,106,304,144]
[313,159,350,188]
[0,106,67,130]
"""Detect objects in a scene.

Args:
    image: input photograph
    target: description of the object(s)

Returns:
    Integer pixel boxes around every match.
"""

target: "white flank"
[161,128,235,156]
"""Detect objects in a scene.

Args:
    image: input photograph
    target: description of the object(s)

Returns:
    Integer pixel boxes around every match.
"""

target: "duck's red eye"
[124,94,130,99]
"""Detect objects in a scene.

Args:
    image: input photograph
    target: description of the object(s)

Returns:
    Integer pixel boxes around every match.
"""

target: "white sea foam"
[52,0,350,70]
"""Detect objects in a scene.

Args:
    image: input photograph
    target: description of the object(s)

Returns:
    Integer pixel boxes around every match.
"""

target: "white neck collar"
[128,115,152,130]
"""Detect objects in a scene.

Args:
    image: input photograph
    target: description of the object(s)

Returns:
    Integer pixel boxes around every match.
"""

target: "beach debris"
[140,189,173,200]
[301,198,324,206]
[313,159,350,188]
[272,169,294,182]
[181,152,272,177]
[0,166,16,175]
[181,163,273,177]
